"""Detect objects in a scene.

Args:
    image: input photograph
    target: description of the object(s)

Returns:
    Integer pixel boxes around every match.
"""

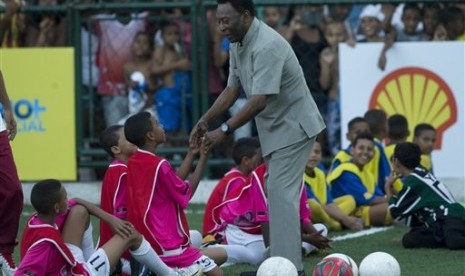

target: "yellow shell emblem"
[369,67,457,149]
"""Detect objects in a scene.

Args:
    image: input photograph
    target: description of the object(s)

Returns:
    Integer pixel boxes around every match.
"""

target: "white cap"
[359,4,385,22]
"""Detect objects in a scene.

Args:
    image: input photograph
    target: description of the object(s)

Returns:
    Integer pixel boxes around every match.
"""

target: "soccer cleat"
[0,252,17,276]
[174,263,203,276]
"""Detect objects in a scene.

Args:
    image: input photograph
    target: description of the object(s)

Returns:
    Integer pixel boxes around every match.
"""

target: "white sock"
[189,230,203,248]
[130,238,176,276]
[82,223,95,261]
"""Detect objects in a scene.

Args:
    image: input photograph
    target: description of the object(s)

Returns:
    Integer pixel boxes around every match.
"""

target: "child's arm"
[319,47,334,90]
[73,198,134,238]
[187,138,209,197]
[151,47,190,75]
[176,149,196,180]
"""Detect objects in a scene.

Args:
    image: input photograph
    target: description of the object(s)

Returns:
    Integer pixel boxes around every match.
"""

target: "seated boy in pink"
[208,163,331,265]
[123,111,225,275]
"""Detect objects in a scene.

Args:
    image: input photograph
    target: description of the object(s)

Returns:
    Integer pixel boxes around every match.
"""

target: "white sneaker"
[174,263,203,276]
[0,253,17,276]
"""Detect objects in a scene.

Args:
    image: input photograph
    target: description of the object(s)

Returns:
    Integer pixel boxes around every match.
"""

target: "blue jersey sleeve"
[305,184,319,203]
[375,141,391,192]
[325,184,334,204]
[331,171,376,206]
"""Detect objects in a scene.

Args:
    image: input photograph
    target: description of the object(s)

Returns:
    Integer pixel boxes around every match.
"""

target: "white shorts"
[67,243,110,276]
[225,224,263,246]
[193,255,217,273]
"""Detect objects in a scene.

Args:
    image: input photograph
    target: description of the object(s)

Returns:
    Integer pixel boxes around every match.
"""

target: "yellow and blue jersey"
[327,162,383,207]
[303,167,333,205]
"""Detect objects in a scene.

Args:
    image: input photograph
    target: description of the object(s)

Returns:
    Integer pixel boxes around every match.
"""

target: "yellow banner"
[0,48,76,181]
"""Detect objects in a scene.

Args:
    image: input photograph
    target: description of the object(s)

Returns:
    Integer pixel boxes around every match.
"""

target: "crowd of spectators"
[1,1,464,160]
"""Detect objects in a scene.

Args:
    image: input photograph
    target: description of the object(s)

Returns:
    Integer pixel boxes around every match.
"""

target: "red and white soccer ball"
[257,256,298,276]
[359,252,400,276]
[312,253,358,276]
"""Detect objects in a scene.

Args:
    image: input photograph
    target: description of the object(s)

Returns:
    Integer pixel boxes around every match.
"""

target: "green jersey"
[389,167,465,227]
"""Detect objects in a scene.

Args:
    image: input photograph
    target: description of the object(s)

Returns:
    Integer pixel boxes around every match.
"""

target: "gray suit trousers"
[264,136,315,271]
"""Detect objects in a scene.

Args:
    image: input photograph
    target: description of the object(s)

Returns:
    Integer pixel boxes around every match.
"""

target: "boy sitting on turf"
[304,140,363,231]
[385,142,465,249]
[202,137,262,243]
[124,111,226,275]
[327,132,392,227]
[98,125,137,274]
[15,179,190,276]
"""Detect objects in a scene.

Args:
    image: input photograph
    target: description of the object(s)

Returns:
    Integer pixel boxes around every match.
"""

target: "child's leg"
[334,195,356,215]
[368,203,391,226]
[308,199,341,230]
[201,247,227,266]
[190,230,203,248]
[443,217,465,250]
[209,242,264,266]
[402,226,441,249]
[193,254,224,276]
[82,222,95,261]
[127,235,176,276]
[62,205,90,247]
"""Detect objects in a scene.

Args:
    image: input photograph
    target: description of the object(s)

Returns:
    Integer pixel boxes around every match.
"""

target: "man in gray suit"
[190,0,330,274]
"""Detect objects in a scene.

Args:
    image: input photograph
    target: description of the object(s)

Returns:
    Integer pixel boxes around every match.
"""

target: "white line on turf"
[331,226,393,241]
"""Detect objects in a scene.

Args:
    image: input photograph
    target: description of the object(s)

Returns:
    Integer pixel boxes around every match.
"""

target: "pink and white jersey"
[203,168,247,237]
[99,159,128,247]
[93,13,147,96]
[127,149,201,268]
[219,164,311,234]
[17,216,88,276]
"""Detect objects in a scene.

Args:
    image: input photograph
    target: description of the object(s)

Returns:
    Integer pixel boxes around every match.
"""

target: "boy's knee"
[69,205,90,221]
[401,234,416,248]
[128,230,143,249]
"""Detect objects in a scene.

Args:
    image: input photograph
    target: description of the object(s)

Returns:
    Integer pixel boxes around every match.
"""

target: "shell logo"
[369,67,457,149]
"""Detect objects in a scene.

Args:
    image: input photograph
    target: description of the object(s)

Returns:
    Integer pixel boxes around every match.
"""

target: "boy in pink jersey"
[98,125,136,243]
[124,111,225,275]
[202,137,262,242]
[98,124,137,274]
[209,164,331,266]
[16,179,189,276]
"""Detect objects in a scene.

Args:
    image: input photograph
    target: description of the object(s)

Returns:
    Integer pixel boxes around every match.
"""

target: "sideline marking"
[331,226,393,241]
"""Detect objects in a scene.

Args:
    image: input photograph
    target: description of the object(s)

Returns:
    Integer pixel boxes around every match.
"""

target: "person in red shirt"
[202,137,262,242]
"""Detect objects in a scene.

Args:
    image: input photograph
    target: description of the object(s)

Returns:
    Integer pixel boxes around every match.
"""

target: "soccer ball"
[257,256,298,276]
[313,253,358,276]
[359,252,400,276]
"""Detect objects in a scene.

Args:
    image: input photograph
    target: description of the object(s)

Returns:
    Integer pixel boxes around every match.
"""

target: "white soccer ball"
[257,256,298,276]
[359,252,400,276]
[326,253,359,276]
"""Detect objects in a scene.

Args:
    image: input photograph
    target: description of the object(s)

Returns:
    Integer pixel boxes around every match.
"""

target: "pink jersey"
[202,168,247,237]
[219,164,311,234]
[127,149,201,268]
[99,159,128,247]
[93,13,147,96]
[17,216,88,276]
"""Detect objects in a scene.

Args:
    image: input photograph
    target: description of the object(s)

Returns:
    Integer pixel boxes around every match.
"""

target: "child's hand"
[378,51,387,71]
[346,37,356,48]
[109,217,134,239]
[320,48,335,65]
[200,136,211,157]
[303,230,332,250]
[177,59,192,71]
[188,138,200,156]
